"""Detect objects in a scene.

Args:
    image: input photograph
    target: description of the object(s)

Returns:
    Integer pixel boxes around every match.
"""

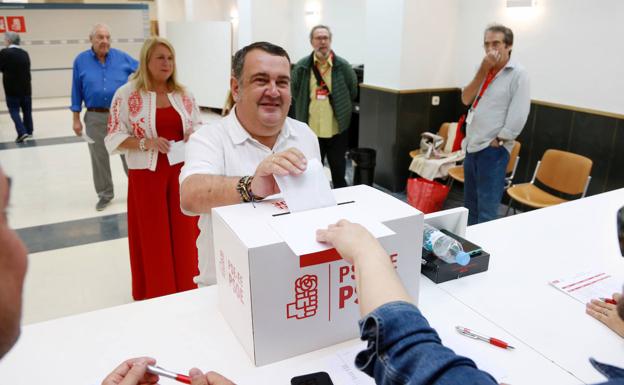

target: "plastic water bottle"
[422,223,470,266]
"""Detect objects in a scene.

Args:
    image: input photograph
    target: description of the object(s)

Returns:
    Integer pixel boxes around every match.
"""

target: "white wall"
[363,0,404,89]
[287,0,366,64]
[399,0,458,89]
[250,0,291,51]
[156,0,185,38]
[455,0,624,114]
[167,21,231,109]
[0,4,147,99]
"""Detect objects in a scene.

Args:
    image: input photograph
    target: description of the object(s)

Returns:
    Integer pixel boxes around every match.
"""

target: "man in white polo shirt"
[180,42,321,286]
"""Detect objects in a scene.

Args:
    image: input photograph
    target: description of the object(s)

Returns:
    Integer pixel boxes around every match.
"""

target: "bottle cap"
[455,251,470,266]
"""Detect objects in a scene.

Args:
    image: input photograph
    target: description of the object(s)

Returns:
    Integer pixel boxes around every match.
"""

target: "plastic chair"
[447,140,521,189]
[505,149,592,215]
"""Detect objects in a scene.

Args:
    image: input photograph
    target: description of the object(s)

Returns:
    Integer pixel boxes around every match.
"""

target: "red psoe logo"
[272,200,288,210]
[286,274,318,320]
[7,16,25,33]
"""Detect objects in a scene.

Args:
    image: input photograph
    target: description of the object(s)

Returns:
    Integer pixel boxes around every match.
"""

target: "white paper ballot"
[82,131,94,144]
[167,140,186,165]
[274,158,336,213]
[269,203,395,256]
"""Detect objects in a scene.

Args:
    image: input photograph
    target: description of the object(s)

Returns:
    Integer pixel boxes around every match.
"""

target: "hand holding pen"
[586,293,624,338]
[101,358,236,385]
[101,357,158,385]
[455,326,515,350]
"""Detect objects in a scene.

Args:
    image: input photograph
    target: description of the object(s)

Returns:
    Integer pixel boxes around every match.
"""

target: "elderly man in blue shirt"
[71,23,138,211]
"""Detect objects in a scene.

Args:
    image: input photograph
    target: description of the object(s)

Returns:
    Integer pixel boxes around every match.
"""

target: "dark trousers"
[464,145,509,225]
[6,95,33,137]
[319,130,348,188]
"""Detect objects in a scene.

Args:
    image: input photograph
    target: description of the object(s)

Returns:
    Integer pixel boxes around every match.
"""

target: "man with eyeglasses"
[461,24,530,225]
[291,25,357,189]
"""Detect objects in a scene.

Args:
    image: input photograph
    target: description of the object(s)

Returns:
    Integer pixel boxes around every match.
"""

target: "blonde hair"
[131,37,184,93]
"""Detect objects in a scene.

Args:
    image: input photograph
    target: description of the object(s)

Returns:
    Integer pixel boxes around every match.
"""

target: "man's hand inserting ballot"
[250,147,308,199]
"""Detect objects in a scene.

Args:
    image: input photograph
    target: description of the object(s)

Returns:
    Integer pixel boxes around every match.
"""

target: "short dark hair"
[232,42,290,83]
[309,25,332,41]
[484,24,513,46]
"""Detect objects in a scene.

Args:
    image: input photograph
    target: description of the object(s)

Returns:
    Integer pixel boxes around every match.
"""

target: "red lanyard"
[472,70,497,110]
[315,53,333,85]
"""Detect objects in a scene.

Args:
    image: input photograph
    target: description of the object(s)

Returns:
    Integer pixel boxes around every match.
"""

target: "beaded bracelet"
[139,138,147,152]
[236,176,264,203]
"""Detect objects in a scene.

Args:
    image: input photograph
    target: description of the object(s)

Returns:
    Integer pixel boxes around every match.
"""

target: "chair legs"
[505,199,516,216]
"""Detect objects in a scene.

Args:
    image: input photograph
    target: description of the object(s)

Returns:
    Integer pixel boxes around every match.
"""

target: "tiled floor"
[2,97,513,326]
[0,98,221,324]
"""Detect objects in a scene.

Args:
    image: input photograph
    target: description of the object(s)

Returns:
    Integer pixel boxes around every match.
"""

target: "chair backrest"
[535,149,593,196]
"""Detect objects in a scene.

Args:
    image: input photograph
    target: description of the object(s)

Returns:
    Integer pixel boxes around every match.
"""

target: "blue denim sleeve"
[355,301,498,385]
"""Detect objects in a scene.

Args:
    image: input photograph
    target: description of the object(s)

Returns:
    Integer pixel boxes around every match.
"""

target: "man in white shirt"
[180,42,321,286]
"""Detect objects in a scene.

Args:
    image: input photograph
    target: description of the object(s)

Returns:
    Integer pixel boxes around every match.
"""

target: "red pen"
[600,297,617,305]
[147,365,191,384]
[455,326,515,350]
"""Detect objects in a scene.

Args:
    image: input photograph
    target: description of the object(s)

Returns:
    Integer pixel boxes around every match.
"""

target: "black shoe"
[15,134,28,143]
[96,198,112,211]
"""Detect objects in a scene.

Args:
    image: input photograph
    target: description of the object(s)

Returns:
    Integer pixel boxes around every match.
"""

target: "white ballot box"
[211,185,423,365]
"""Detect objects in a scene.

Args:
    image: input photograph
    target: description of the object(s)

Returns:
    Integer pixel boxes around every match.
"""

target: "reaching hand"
[586,293,624,338]
[316,220,385,265]
[101,357,158,385]
[250,148,308,198]
[189,368,236,385]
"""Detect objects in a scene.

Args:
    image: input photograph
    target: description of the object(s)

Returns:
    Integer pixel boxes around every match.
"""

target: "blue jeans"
[464,146,509,225]
[6,95,33,137]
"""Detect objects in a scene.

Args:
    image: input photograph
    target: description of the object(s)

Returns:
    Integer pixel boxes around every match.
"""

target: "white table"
[440,188,624,384]
[0,279,578,384]
[3,191,622,385]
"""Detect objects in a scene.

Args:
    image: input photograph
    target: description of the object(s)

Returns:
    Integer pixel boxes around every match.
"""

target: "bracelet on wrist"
[139,138,147,152]
[236,176,264,203]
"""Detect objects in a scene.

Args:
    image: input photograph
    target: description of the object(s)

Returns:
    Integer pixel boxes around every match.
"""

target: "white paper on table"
[325,343,375,385]
[269,203,395,256]
[274,158,336,213]
[167,140,186,165]
[549,270,622,304]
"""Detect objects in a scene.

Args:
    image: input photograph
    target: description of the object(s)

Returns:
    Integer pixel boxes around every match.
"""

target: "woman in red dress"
[105,37,201,300]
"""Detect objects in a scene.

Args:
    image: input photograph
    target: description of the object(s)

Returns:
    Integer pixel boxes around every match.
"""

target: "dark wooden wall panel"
[568,112,618,195]
[514,105,536,183]
[359,87,463,192]
[606,120,624,192]
[358,87,399,190]
[358,85,624,194]
[396,92,429,191]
